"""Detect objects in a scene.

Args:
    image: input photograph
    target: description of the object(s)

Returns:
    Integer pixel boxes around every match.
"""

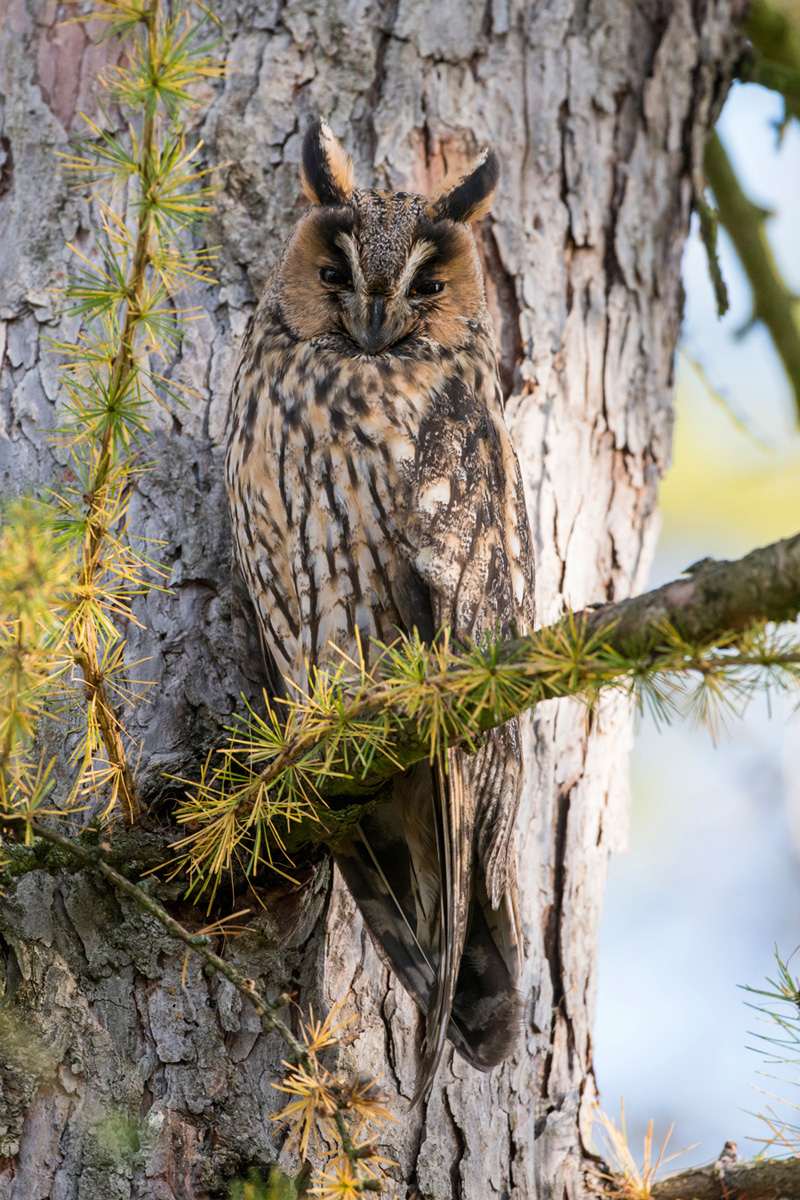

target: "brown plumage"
[225,118,535,1101]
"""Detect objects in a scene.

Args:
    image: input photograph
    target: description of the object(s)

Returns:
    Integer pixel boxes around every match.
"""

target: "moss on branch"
[744,0,800,123]
[740,53,800,108]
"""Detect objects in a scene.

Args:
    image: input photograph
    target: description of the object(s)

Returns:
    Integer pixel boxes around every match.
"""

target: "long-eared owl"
[226,118,535,1100]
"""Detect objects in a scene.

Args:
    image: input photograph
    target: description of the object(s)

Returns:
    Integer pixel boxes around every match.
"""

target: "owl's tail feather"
[411,750,472,1103]
[333,755,521,1102]
[448,866,523,1069]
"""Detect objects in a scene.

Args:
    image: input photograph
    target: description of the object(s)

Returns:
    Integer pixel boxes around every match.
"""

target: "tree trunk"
[0,1,745,1197]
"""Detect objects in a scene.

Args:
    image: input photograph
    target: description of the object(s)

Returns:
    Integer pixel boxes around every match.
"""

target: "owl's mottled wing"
[403,371,534,890]
[403,376,534,642]
[335,753,518,1090]
[336,371,534,1095]
[402,374,533,1087]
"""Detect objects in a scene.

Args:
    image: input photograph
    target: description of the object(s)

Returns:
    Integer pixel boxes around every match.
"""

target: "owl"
[226,118,535,1101]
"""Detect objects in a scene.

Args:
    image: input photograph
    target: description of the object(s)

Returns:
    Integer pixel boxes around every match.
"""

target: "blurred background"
[594,10,800,1168]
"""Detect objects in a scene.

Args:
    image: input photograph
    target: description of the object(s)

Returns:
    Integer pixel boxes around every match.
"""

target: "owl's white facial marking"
[395,241,438,297]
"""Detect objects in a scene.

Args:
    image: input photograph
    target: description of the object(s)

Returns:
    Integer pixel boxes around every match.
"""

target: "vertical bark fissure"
[359,0,402,166]
[479,222,524,398]
[541,786,575,1101]
[444,1087,467,1200]
[405,1094,428,1193]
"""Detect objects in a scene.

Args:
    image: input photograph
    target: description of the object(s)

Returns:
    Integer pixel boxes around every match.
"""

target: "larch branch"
[573,530,800,653]
[315,531,800,801]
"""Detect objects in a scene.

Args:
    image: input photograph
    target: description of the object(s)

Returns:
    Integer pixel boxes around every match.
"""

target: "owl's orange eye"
[410,278,445,297]
[320,266,353,289]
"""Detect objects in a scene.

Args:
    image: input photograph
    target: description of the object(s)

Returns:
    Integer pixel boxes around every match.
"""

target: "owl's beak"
[358,293,392,355]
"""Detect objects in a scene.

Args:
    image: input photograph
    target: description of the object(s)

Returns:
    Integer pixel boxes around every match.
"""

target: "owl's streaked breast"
[226,336,474,687]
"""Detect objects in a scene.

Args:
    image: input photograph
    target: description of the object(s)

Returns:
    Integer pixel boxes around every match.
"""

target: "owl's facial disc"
[279,203,485,355]
[280,120,499,349]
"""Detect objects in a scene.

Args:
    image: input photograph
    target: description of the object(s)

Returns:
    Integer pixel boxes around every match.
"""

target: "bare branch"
[651,1150,800,1200]
[576,531,800,652]
[704,131,800,422]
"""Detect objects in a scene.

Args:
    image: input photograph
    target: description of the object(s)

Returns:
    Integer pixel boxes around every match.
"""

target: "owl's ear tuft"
[426,148,500,223]
[301,117,354,206]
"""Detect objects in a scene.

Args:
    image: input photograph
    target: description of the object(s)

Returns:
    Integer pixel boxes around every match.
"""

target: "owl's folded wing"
[397,372,535,905]
[333,750,521,1090]
[359,372,534,1091]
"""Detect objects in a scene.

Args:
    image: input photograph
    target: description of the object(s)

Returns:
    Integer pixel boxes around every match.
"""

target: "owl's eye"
[410,277,445,297]
[320,266,353,289]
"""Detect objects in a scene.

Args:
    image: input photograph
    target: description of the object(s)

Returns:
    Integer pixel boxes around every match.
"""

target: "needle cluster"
[172,617,800,898]
[0,502,72,824]
[271,1004,396,1197]
[742,947,800,1156]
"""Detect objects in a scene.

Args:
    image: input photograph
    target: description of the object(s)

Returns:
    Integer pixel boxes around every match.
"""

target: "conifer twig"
[69,0,162,827]
[46,0,221,828]
[322,530,800,793]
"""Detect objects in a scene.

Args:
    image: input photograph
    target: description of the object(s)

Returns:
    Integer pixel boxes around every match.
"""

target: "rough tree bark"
[0,2,746,1198]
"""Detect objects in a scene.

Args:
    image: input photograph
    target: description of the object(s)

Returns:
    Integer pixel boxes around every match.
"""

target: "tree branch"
[704,131,800,422]
[573,531,800,652]
[259,531,800,812]
[651,1150,800,1200]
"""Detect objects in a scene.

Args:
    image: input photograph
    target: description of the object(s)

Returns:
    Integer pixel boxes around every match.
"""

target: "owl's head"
[276,118,499,355]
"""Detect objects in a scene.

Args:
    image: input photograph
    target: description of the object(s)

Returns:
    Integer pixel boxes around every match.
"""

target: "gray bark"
[0,1,745,1198]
